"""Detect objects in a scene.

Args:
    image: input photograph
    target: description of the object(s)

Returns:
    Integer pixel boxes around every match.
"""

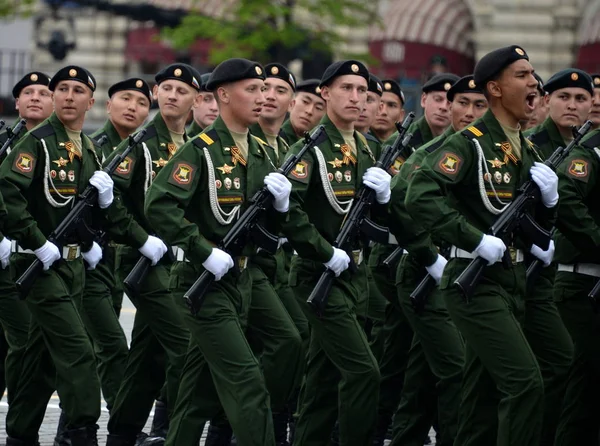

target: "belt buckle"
[238,256,248,271]
[352,249,363,266]
[66,244,79,261]
[509,247,517,265]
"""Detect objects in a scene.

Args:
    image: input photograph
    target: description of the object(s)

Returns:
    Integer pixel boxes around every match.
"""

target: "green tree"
[0,0,37,17]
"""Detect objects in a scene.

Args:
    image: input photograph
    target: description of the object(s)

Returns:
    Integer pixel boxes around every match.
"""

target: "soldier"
[355,74,383,138]
[553,124,600,445]
[370,79,406,144]
[282,60,390,445]
[588,73,600,129]
[0,65,115,445]
[280,79,326,144]
[103,64,199,445]
[187,72,217,137]
[524,73,547,130]
[405,45,559,445]
[144,57,297,446]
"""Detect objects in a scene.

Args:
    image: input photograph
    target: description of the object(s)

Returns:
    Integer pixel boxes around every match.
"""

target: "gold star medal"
[217,163,235,174]
[328,158,344,169]
[52,157,69,167]
[153,158,168,168]
[486,158,505,169]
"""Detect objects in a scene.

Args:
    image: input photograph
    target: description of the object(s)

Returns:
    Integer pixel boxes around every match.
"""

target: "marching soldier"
[405,45,556,445]
[370,79,406,144]
[144,58,298,446]
[103,64,199,445]
[524,73,547,130]
[588,73,600,129]
[280,79,326,144]
[187,72,217,137]
[1,65,114,445]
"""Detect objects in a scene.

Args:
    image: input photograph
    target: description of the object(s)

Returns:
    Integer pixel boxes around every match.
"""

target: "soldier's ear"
[487,81,502,99]
[420,92,427,109]
[152,84,159,101]
[87,97,95,111]
[217,86,229,104]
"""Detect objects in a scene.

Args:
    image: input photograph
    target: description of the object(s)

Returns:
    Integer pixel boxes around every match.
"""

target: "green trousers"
[6,256,100,442]
[0,262,30,404]
[391,255,464,446]
[554,271,599,445]
[166,262,276,446]
[107,251,188,437]
[523,263,573,446]
[290,257,380,446]
[442,259,543,446]
[81,247,128,408]
[110,244,126,317]
[366,243,393,362]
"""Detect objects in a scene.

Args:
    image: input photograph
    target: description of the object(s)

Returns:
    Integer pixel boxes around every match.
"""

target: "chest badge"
[494,171,502,184]
[503,172,511,184]
[153,158,168,168]
[328,158,344,169]
[217,163,235,175]
[487,158,505,169]
[52,157,69,167]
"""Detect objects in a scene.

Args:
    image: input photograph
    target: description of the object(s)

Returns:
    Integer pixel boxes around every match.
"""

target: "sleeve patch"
[434,151,463,177]
[288,159,311,184]
[168,161,197,190]
[567,159,589,182]
[114,156,135,178]
[12,152,36,176]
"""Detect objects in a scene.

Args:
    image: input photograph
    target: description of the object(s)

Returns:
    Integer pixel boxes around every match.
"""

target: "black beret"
[320,60,369,88]
[264,63,296,91]
[206,58,265,91]
[422,73,460,93]
[446,75,483,102]
[296,79,322,98]
[592,73,600,90]
[533,73,545,95]
[199,72,212,92]
[108,78,152,103]
[155,63,201,91]
[544,69,594,96]
[474,45,529,88]
[12,71,51,99]
[368,74,383,96]
[49,65,96,93]
[381,79,405,104]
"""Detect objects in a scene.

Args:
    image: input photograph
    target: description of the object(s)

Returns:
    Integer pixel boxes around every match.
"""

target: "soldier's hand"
[530,162,558,208]
[0,237,10,269]
[530,240,555,267]
[264,172,292,213]
[425,254,448,285]
[89,171,114,209]
[34,241,61,270]
[475,234,506,265]
[202,248,234,281]
[324,247,351,277]
[362,167,392,204]
[138,235,168,266]
[82,241,103,270]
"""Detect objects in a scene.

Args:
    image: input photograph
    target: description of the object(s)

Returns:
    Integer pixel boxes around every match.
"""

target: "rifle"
[525,227,556,293]
[180,125,328,315]
[15,129,147,298]
[589,279,600,310]
[409,245,450,312]
[0,119,26,158]
[306,113,416,316]
[0,120,5,131]
[454,120,592,301]
[382,246,404,271]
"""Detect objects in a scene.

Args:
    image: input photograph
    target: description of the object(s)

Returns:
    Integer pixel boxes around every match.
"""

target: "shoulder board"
[192,128,219,148]
[582,131,600,150]
[139,125,157,143]
[91,132,107,148]
[461,121,487,139]
[279,136,290,152]
[527,129,549,146]
[30,123,55,140]
[425,137,447,154]
[410,128,423,146]
[251,135,269,147]
[356,132,368,148]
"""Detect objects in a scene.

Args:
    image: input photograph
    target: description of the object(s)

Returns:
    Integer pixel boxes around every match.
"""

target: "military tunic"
[280,118,301,146]
[405,109,552,445]
[90,119,122,162]
[553,129,600,445]
[186,120,204,138]
[0,112,101,440]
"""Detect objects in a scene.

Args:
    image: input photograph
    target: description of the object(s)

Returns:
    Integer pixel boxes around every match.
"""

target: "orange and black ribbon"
[230,147,247,167]
[340,144,357,166]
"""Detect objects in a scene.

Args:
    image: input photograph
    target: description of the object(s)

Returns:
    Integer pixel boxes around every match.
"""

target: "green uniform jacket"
[405,109,553,252]
[384,115,434,149]
[104,112,186,249]
[250,123,291,168]
[0,122,28,163]
[524,117,566,160]
[0,113,101,249]
[144,116,280,265]
[90,120,123,162]
[187,120,204,139]
[280,119,300,147]
[554,129,600,264]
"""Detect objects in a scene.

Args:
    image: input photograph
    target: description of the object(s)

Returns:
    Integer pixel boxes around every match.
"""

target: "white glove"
[138,235,168,266]
[34,240,61,271]
[324,247,351,277]
[89,171,114,209]
[530,162,558,208]
[202,248,234,281]
[530,240,555,267]
[475,234,507,265]
[362,167,392,204]
[277,237,288,249]
[82,241,103,270]
[264,172,292,213]
[425,254,448,285]
[0,238,11,269]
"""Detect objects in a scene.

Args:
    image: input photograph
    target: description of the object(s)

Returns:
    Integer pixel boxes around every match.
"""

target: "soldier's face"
[488,60,537,123]
[192,92,218,129]
[524,90,548,130]
[372,92,404,134]
[154,80,197,120]
[261,77,293,121]
[321,75,368,126]
[107,90,150,132]
[547,87,592,129]
[356,91,382,129]
[588,88,600,127]
[290,92,325,134]
[421,92,451,130]
[16,84,53,123]
[450,93,488,131]
[53,80,94,127]
[218,79,266,126]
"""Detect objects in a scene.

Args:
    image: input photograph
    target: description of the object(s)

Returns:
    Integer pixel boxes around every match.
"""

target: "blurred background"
[0,0,599,129]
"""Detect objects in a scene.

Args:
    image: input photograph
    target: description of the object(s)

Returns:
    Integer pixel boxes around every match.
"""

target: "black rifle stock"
[454,120,592,301]
[306,113,416,316]
[410,245,451,312]
[0,119,26,158]
[181,125,328,315]
[15,129,147,298]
